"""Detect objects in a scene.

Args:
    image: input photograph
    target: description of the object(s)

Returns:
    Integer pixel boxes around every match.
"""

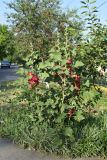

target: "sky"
[0,0,107,25]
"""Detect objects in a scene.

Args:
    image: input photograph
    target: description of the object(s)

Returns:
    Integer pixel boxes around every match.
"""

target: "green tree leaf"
[64,127,74,141]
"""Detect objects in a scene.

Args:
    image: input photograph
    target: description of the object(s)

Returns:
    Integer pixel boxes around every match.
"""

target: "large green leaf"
[80,1,87,4]
[64,127,74,141]
[74,61,84,68]
[39,72,49,79]
[84,80,90,87]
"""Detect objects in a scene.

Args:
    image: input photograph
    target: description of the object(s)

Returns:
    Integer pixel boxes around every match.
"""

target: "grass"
[0,80,24,108]
[95,85,107,110]
[0,81,16,107]
[96,94,107,110]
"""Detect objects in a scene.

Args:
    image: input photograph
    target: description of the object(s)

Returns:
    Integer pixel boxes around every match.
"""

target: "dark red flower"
[28,74,39,87]
[67,108,76,118]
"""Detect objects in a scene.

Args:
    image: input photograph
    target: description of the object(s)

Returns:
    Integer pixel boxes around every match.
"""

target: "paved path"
[0,65,19,82]
[0,138,105,160]
[0,138,68,160]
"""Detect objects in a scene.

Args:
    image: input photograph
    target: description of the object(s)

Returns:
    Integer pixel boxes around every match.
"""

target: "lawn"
[0,81,22,108]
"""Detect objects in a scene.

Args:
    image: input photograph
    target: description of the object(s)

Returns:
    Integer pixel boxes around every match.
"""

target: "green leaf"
[64,70,69,75]
[56,113,66,123]
[93,10,98,13]
[72,48,77,57]
[81,1,87,4]
[50,52,61,61]
[83,90,96,102]
[64,127,74,140]
[17,68,26,75]
[55,54,61,60]
[81,11,88,14]
[70,85,74,91]
[52,137,62,148]
[61,105,65,113]
[28,114,35,121]
[26,59,33,66]
[84,80,90,87]
[74,61,84,68]
[61,59,67,66]
[54,65,61,70]
[81,5,88,8]
[90,0,96,4]
[39,63,46,69]
[74,110,85,122]
[39,72,49,79]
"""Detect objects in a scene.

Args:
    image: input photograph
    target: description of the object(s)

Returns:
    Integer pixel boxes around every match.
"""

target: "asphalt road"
[0,65,19,82]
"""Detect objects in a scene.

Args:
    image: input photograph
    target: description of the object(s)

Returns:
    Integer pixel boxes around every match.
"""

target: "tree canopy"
[7,0,83,63]
[0,24,15,61]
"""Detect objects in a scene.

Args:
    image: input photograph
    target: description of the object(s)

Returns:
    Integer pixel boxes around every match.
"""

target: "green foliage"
[0,0,107,158]
[7,0,82,63]
[0,24,15,61]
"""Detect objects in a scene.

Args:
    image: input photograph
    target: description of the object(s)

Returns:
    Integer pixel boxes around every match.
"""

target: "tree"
[0,24,15,61]
[7,0,82,64]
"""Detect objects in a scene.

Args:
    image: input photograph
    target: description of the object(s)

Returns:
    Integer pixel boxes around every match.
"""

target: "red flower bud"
[73,74,80,90]
[66,59,72,65]
[68,66,72,75]
[67,108,76,118]
[29,66,33,69]
[66,59,72,76]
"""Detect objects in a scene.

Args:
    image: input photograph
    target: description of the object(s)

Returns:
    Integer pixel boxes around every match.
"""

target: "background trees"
[7,0,82,64]
[0,24,15,62]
